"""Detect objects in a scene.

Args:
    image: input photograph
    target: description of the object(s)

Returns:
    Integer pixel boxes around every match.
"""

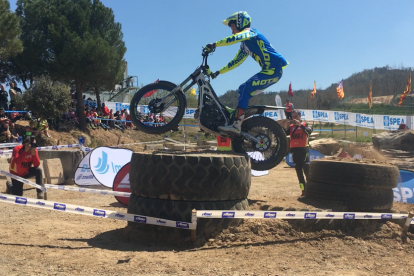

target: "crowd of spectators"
[0,83,175,144]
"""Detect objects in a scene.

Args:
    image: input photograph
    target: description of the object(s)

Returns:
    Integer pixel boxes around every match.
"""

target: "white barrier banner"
[0,170,45,191]
[90,147,133,188]
[0,193,196,229]
[375,114,411,130]
[197,210,414,223]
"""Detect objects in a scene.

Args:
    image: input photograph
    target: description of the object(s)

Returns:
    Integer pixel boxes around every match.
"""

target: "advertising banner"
[393,170,414,204]
[355,113,375,129]
[375,115,410,130]
[286,149,324,168]
[74,152,101,186]
[113,163,131,206]
[90,147,133,188]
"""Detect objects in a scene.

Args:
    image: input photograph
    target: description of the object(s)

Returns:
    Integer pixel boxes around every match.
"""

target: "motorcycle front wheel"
[232,116,287,171]
[130,81,186,134]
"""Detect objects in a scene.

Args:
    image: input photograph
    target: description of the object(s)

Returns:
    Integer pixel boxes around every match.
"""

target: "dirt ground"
[0,160,414,276]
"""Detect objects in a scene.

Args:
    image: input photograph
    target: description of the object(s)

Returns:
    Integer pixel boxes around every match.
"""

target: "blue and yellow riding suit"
[214,28,288,109]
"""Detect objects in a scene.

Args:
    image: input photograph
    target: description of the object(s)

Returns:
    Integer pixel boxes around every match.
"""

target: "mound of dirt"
[204,219,414,248]
[349,95,394,105]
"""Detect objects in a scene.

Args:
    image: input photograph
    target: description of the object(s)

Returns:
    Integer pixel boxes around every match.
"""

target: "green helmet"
[222,11,251,31]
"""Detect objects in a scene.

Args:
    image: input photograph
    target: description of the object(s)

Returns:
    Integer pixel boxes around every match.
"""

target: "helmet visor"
[222,12,238,26]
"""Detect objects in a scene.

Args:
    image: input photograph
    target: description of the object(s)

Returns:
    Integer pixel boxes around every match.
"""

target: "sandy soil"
[0,161,414,276]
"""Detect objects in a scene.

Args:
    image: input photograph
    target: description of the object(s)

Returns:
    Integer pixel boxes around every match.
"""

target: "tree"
[16,0,126,130]
[23,76,71,121]
[0,0,22,62]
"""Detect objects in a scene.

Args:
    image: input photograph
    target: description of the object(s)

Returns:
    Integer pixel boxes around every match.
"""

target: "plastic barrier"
[0,143,21,149]
[0,169,45,191]
[312,129,356,132]
[0,144,81,155]
[196,210,414,224]
[0,193,196,230]
[0,169,132,197]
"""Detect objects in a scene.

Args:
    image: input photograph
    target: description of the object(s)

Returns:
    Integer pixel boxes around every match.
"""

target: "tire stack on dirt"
[127,152,251,237]
[305,159,399,211]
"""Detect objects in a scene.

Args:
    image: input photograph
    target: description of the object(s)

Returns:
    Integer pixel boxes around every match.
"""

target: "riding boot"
[218,107,245,135]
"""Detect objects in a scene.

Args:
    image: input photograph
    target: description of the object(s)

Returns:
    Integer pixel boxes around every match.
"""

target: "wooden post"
[191,209,197,243]
[402,211,414,242]
[44,191,47,200]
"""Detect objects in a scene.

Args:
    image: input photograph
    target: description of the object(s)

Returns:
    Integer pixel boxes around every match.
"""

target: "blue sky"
[9,0,414,96]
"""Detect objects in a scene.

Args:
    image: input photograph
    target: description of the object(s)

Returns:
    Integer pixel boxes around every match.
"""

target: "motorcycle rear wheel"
[232,116,287,171]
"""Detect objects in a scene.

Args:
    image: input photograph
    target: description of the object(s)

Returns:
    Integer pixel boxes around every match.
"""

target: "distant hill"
[218,66,414,115]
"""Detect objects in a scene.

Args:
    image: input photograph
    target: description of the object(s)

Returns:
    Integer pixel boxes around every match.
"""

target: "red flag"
[367,83,373,108]
[288,82,293,96]
[310,81,316,100]
[144,79,159,98]
[398,74,411,107]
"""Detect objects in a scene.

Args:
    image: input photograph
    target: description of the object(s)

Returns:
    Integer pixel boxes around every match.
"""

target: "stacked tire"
[305,159,399,211]
[127,152,251,236]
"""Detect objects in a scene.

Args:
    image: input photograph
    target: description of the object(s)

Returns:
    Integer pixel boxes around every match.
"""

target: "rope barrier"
[197,210,414,224]
[0,193,196,230]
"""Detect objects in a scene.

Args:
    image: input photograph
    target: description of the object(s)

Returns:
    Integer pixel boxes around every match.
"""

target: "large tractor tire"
[129,152,251,201]
[127,194,249,236]
[309,159,399,189]
[305,180,394,211]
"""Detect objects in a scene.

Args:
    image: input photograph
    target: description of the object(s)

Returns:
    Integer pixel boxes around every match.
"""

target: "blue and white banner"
[89,147,133,188]
[393,170,414,204]
[378,115,410,131]
[74,152,101,186]
[197,210,413,223]
[0,193,197,230]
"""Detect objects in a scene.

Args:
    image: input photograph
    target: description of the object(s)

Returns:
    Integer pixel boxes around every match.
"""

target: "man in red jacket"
[8,136,44,199]
[284,110,312,196]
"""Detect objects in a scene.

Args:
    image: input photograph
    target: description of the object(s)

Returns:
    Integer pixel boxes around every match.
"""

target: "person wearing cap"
[0,84,8,110]
[285,99,293,120]
[8,136,44,199]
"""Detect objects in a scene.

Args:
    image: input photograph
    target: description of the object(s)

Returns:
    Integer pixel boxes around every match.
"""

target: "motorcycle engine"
[198,95,226,132]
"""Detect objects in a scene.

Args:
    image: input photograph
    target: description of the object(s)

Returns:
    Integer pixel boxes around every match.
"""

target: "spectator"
[108,109,115,127]
[101,103,110,125]
[29,121,39,137]
[8,136,44,199]
[0,121,11,142]
[10,107,23,122]
[0,108,10,124]
[12,82,22,95]
[34,119,51,138]
[125,109,132,129]
[8,82,17,110]
[9,122,19,142]
[284,99,293,120]
[284,109,312,196]
[23,125,32,140]
[0,84,8,110]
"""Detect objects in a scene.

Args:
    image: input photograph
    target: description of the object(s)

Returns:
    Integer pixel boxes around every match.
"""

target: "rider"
[204,11,288,134]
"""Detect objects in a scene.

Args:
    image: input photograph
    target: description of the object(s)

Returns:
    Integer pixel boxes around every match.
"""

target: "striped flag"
[288,82,293,96]
[144,79,159,98]
[367,83,372,108]
[398,74,411,107]
[310,81,316,99]
[336,80,344,99]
